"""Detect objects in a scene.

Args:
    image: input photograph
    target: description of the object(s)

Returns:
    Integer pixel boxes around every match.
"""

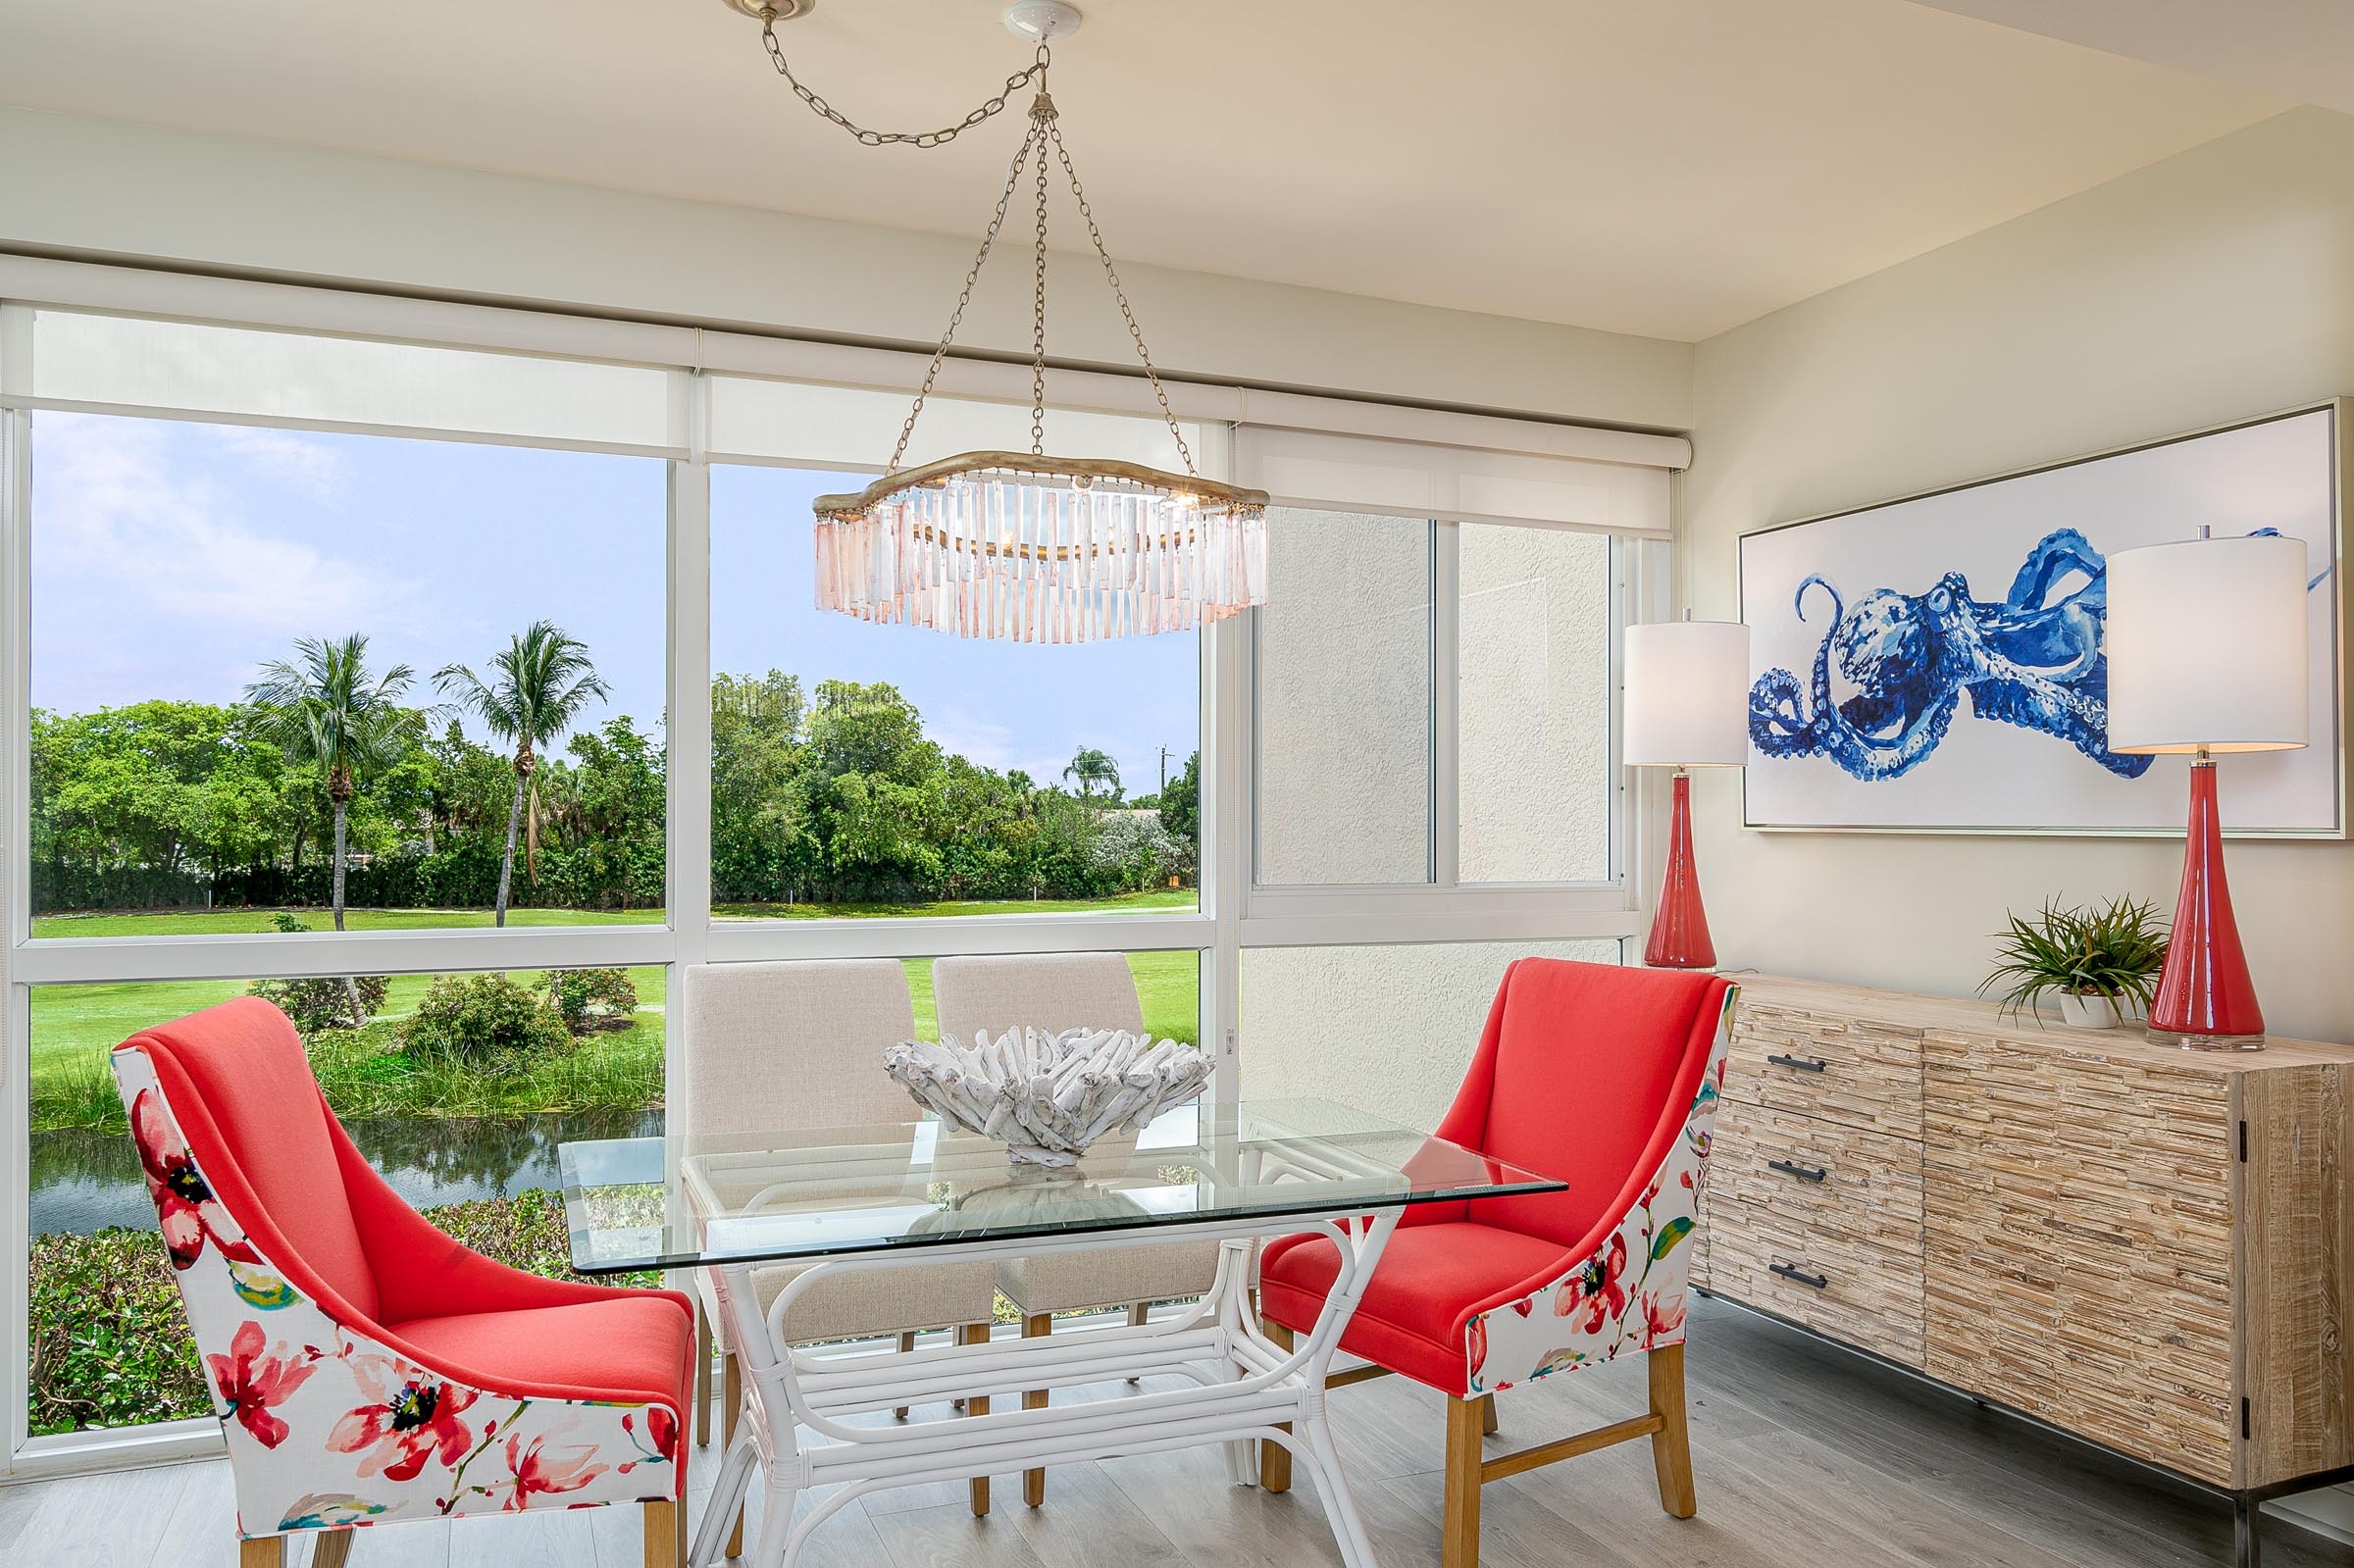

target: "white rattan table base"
[690,1210,1401,1568]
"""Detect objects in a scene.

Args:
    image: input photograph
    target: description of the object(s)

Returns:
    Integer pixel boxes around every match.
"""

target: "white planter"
[2056,990,2139,1030]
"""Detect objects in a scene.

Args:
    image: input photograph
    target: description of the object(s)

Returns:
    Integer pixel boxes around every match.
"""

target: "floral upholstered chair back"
[1451,963,1737,1394]
[111,997,681,1540]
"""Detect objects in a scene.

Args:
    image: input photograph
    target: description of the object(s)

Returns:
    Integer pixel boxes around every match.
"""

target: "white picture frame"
[1739,401,2350,837]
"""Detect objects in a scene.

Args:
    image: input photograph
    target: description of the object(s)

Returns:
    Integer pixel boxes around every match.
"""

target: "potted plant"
[1978,896,2169,1029]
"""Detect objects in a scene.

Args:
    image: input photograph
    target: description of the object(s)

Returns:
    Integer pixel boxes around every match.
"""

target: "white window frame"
[0,256,1681,1478]
[1239,517,1657,949]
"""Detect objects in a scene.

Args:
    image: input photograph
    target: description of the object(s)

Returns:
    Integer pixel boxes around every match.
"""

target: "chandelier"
[727,0,1270,641]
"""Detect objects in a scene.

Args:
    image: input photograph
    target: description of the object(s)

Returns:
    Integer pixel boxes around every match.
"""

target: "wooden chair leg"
[312,1530,355,1568]
[1444,1394,1485,1568]
[643,1498,684,1568]
[1259,1318,1294,1493]
[724,1351,745,1558]
[694,1304,714,1447]
[238,1539,282,1568]
[1479,1392,1498,1436]
[1023,1313,1052,1506]
[896,1329,916,1420]
[1649,1341,1697,1518]
[1127,1301,1150,1328]
[963,1322,995,1516]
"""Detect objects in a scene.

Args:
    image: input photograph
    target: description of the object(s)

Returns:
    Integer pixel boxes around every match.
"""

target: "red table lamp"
[1624,616,1752,969]
[2106,530,2310,1049]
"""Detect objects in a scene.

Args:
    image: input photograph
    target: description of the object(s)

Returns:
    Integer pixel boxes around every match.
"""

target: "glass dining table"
[560,1097,1563,1568]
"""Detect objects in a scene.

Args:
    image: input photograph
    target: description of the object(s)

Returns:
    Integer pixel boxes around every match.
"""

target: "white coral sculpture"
[883,1026,1212,1168]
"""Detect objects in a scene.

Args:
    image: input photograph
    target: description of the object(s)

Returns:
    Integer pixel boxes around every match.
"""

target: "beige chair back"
[680,959,916,1138]
[931,951,1146,1045]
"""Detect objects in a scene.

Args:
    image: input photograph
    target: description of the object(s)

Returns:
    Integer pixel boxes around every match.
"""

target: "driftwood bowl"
[883,1025,1212,1167]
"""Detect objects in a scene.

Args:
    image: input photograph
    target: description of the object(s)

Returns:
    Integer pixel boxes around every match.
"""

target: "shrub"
[545,967,640,1037]
[29,1190,653,1437]
[248,973,391,1034]
[400,973,572,1073]
[29,1226,208,1435]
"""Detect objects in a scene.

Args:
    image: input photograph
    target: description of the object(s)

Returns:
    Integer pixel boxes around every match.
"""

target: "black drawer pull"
[1769,1261,1829,1290]
[1766,1053,1828,1073]
[1768,1159,1828,1184]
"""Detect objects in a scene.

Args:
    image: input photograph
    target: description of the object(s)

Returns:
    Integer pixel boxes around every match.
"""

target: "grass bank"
[26,902,1201,1131]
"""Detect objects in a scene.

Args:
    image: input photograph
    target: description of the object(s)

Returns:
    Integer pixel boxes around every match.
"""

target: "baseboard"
[2271,1485,2354,1550]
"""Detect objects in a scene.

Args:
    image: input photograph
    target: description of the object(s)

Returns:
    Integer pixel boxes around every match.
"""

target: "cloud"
[211,425,350,501]
[33,414,410,640]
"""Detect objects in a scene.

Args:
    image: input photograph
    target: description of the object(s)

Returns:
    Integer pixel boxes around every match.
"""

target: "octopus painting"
[1749,527,2152,783]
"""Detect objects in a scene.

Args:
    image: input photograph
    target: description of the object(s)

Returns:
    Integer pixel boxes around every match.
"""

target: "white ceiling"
[0,0,2294,341]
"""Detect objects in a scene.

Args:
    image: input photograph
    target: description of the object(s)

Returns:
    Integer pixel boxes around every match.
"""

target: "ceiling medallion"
[729,1,1270,641]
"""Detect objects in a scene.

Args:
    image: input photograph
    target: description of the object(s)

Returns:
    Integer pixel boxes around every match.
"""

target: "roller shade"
[1235,426,1672,538]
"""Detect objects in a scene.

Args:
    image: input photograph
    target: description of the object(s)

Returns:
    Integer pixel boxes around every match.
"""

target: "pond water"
[30,1107,664,1237]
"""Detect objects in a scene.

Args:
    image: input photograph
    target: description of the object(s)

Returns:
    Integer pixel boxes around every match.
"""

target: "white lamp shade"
[1624,619,1752,768]
[2107,532,2309,754]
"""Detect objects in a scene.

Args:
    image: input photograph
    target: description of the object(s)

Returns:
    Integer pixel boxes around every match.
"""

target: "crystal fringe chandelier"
[729,0,1270,641]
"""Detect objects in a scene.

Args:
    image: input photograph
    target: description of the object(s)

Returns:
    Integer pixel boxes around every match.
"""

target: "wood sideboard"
[1691,975,2354,1563]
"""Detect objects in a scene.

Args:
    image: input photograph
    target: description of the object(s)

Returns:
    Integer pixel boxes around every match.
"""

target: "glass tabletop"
[558,1097,1564,1275]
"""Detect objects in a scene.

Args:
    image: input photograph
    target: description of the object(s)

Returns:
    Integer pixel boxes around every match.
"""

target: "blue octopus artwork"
[1749,527,2152,783]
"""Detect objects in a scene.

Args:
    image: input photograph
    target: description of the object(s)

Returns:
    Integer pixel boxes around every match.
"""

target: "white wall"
[1684,105,2354,1044]
[0,107,1692,432]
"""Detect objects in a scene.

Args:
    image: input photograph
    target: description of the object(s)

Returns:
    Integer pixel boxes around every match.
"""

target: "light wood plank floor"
[7,1298,2351,1568]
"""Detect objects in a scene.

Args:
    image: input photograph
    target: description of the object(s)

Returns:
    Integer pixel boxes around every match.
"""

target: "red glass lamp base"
[1645,772,1716,970]
[2148,760,2265,1050]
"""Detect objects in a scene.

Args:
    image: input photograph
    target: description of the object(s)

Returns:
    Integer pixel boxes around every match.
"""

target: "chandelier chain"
[1032,114,1051,457]
[761,17,1049,149]
[1047,123,1197,477]
[887,123,1041,475]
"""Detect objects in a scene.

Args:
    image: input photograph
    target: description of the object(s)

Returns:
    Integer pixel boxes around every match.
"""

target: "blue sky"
[30,413,1197,794]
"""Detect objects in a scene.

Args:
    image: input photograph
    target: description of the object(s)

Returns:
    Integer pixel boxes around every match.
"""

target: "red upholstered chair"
[1259,959,1737,1568]
[110,997,692,1568]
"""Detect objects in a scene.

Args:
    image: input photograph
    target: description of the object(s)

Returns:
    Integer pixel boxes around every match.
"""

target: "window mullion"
[1,317,29,1467]
[1432,520,1461,888]
[665,371,713,1136]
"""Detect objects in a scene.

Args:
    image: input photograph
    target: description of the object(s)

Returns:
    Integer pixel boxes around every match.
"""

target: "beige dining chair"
[681,959,1002,1545]
[929,951,1220,1507]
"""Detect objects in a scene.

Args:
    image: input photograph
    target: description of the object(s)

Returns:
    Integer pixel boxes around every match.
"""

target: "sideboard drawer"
[1728,1003,1922,1138]
[1706,1214,1924,1367]
[1710,1098,1923,1243]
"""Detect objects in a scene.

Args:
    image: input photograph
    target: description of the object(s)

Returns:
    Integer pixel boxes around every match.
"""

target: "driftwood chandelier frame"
[726,1,1271,641]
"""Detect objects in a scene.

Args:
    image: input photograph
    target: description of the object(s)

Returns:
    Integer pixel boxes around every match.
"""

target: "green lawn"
[27,901,1200,1131]
[29,906,666,938]
[716,888,1196,921]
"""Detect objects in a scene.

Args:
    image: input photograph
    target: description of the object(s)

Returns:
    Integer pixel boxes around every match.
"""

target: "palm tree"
[244,634,416,936]
[436,622,610,927]
[1063,746,1120,801]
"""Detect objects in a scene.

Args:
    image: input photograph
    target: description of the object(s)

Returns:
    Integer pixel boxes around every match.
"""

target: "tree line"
[30,629,1198,917]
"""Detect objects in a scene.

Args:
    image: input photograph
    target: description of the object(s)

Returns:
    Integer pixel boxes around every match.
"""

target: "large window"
[29,413,669,934]
[0,277,1672,1471]
[708,464,1201,920]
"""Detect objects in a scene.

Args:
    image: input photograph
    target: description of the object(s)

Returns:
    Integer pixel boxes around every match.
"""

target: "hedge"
[28,1189,655,1438]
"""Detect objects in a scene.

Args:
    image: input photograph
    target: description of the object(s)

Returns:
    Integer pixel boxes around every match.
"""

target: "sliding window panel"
[25,965,667,1438]
[1239,939,1619,1132]
[707,464,1201,921]
[26,413,668,935]
[1254,509,1433,886]
[1458,526,1614,884]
